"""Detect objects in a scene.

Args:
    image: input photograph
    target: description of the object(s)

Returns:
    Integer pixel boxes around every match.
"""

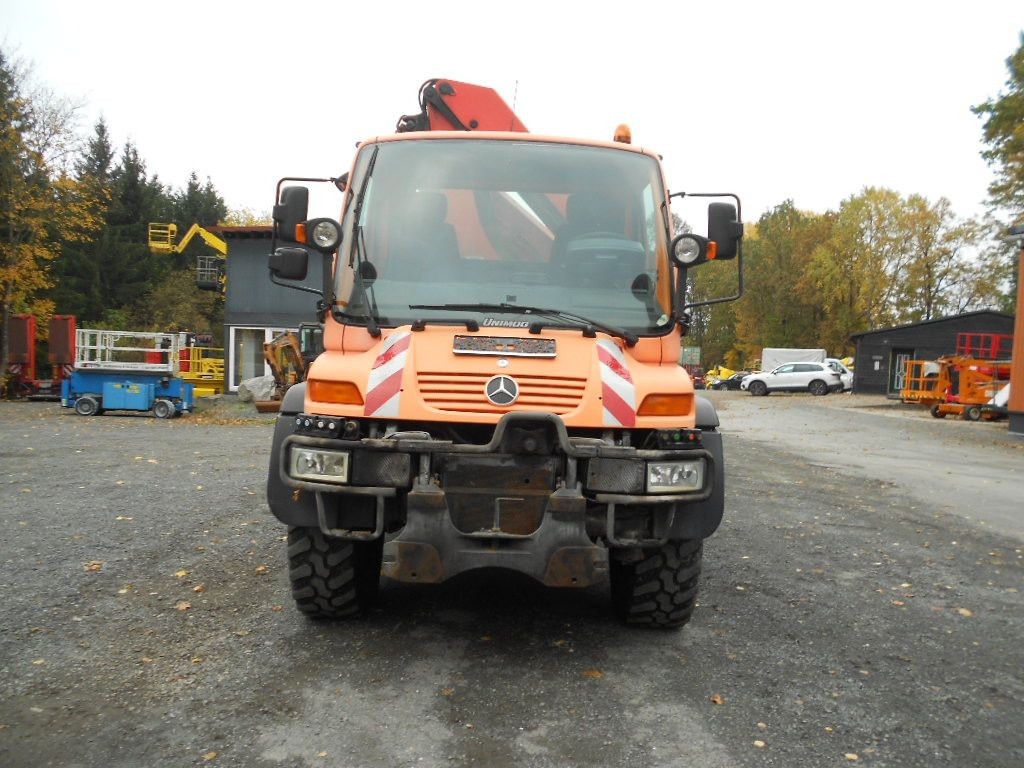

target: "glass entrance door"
[890,349,914,394]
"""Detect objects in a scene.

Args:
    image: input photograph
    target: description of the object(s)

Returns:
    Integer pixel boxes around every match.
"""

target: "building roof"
[850,310,1014,341]
[209,226,273,239]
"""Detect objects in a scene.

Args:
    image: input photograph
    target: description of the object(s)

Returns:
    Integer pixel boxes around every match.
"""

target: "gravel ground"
[0,393,1021,767]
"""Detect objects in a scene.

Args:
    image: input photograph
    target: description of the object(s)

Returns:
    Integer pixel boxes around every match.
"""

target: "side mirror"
[274,186,309,243]
[708,202,743,260]
[269,247,309,280]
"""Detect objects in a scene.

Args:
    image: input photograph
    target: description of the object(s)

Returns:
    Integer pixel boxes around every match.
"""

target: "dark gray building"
[849,310,1015,395]
[216,227,321,390]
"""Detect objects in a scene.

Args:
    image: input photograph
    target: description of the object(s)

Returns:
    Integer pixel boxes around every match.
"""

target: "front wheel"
[152,399,175,419]
[808,379,829,396]
[930,404,946,419]
[287,527,382,619]
[748,381,768,396]
[610,539,703,629]
[963,405,982,422]
[74,396,100,416]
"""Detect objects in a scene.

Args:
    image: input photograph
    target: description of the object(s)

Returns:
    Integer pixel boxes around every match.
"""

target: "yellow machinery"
[254,332,307,412]
[148,223,229,293]
[178,344,225,397]
[704,365,736,388]
[147,224,229,395]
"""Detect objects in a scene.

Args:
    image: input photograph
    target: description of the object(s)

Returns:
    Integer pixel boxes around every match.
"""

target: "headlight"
[289,447,350,483]
[646,459,704,493]
[312,220,341,250]
[674,235,703,264]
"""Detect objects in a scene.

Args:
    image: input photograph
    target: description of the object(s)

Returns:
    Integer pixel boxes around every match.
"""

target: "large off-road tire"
[287,527,382,619]
[610,539,703,629]
[748,381,768,397]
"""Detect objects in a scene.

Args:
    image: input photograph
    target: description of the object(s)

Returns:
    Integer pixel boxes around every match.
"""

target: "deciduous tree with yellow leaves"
[0,51,104,393]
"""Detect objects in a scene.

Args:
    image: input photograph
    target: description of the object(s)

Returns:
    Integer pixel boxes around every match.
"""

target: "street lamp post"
[1008,225,1024,435]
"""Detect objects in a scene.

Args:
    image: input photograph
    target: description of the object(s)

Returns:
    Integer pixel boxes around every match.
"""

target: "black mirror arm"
[269,270,326,298]
[681,239,744,311]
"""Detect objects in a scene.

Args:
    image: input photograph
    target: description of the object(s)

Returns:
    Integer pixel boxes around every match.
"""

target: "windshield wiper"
[335,145,382,337]
[408,302,638,346]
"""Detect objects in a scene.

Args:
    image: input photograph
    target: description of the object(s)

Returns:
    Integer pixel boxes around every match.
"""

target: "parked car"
[709,372,751,390]
[740,362,843,396]
[825,358,853,391]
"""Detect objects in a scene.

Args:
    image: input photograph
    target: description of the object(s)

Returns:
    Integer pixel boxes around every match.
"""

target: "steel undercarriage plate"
[453,335,556,357]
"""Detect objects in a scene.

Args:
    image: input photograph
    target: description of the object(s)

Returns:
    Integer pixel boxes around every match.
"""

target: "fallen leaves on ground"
[202,751,218,761]
[175,601,191,611]
[582,669,604,679]
[254,565,269,574]
[956,607,974,618]
[84,561,103,572]
[441,687,455,697]
[192,584,206,593]
[175,570,189,578]
[710,694,725,705]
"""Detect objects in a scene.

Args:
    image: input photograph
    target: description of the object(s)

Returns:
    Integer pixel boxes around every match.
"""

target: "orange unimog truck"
[266,80,743,628]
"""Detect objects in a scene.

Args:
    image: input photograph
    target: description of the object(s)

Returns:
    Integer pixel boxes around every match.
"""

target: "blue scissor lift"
[61,329,194,418]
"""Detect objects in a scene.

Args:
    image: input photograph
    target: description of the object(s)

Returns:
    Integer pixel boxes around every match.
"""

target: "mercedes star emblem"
[485,375,519,406]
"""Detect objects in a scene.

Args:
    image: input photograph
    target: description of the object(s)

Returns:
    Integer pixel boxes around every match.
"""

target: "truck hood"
[306,326,693,428]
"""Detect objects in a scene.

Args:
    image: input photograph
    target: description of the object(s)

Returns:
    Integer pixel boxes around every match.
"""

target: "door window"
[891,350,913,393]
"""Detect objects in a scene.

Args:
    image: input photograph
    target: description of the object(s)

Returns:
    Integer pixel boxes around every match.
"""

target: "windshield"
[335,139,673,335]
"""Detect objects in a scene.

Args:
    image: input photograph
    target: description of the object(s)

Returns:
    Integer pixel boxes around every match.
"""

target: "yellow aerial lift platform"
[147,223,228,292]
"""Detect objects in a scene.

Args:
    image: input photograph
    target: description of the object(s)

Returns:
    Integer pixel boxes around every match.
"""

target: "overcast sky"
[2,1,1022,225]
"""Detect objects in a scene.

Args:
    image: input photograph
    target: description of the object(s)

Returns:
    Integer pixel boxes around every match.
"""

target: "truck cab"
[266,120,742,628]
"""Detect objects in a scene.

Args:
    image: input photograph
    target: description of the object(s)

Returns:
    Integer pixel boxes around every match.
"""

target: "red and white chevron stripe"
[597,339,636,427]
[364,331,411,417]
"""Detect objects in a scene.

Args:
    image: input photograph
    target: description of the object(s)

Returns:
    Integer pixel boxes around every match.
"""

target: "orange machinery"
[905,356,1013,421]
[262,79,745,629]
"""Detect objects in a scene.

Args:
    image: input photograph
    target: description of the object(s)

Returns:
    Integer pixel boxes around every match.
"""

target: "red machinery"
[4,314,76,400]
[956,332,1013,360]
[395,79,528,134]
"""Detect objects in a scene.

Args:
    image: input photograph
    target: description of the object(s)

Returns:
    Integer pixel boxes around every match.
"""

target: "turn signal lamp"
[295,223,307,243]
[637,393,692,416]
[308,379,364,405]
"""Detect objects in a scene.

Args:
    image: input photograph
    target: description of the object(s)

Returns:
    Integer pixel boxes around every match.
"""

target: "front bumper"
[267,412,725,586]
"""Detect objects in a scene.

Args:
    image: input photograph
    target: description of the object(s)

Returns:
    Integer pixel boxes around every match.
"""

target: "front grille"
[418,371,587,414]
